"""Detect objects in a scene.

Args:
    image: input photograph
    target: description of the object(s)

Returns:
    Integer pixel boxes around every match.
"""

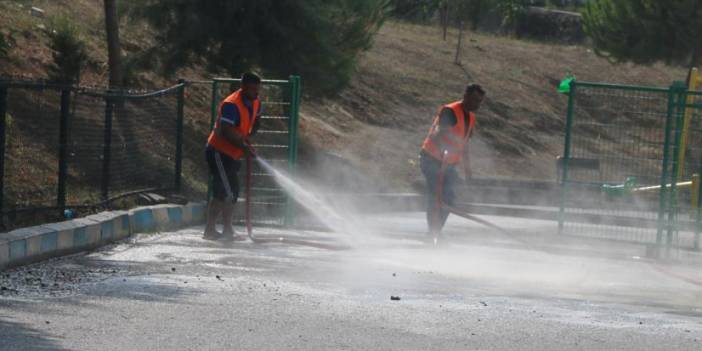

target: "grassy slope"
[0,3,688,196]
[0,0,170,87]
[0,1,213,217]
[300,21,686,191]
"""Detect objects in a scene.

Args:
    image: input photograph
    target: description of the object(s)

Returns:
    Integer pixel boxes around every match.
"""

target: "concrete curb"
[0,202,207,270]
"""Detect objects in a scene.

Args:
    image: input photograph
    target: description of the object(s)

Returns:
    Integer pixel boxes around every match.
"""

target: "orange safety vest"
[421,101,475,165]
[207,89,261,160]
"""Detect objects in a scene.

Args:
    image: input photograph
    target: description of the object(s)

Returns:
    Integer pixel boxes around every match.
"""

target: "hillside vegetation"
[299,21,686,191]
[0,2,688,196]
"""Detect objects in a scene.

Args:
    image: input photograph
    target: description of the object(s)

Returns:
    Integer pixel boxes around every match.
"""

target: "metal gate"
[559,73,702,251]
[208,77,301,227]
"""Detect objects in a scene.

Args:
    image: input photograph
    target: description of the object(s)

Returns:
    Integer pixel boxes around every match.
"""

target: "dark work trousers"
[419,151,459,234]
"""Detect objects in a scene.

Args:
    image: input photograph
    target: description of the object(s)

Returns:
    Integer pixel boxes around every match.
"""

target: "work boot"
[203,230,222,240]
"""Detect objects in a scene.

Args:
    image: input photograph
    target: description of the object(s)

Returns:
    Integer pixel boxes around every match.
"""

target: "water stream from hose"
[256,158,359,239]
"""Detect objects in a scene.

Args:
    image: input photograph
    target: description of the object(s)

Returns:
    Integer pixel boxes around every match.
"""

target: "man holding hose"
[419,84,485,239]
[204,72,262,241]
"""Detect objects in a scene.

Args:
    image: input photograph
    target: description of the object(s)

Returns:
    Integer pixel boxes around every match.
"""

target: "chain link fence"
[180,80,215,201]
[0,79,185,229]
[0,76,301,231]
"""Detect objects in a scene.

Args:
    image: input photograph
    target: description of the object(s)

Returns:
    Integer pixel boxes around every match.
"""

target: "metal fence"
[0,79,185,227]
[0,76,301,230]
[559,80,702,250]
[180,80,216,200]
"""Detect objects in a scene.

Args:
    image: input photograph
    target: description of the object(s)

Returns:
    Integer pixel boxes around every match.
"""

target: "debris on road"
[0,258,125,297]
[390,296,401,301]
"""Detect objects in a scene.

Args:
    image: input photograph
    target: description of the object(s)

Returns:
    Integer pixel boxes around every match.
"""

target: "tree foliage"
[390,0,441,21]
[46,18,88,84]
[583,0,702,67]
[130,0,390,94]
[461,0,492,31]
[494,0,528,29]
[390,0,528,30]
[391,0,441,21]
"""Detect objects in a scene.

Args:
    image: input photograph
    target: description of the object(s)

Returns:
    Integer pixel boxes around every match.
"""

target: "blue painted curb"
[0,202,206,270]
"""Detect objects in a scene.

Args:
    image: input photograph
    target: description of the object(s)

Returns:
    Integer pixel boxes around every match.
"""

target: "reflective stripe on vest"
[421,101,475,165]
[207,89,261,160]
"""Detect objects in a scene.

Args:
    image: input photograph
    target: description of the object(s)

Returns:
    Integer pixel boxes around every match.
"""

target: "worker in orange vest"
[204,72,263,241]
[420,84,485,238]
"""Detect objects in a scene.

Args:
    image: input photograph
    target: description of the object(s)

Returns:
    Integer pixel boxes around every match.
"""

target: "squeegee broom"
[431,152,518,245]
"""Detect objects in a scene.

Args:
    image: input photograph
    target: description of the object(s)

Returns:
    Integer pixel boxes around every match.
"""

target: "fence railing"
[0,79,185,227]
[0,76,302,231]
[558,79,702,251]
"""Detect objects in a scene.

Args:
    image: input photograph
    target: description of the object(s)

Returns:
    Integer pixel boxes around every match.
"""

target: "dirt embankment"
[0,3,687,195]
[299,21,685,192]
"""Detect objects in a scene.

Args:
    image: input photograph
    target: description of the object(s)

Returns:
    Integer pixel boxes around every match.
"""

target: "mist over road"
[1,214,701,350]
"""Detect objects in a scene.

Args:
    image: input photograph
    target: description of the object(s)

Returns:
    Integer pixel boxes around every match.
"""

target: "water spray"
[243,141,348,250]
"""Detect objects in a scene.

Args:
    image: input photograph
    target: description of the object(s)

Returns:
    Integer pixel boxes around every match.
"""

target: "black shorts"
[206,145,241,203]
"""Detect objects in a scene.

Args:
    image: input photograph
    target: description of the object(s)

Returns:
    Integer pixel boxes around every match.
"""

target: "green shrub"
[46,17,88,84]
[0,32,9,59]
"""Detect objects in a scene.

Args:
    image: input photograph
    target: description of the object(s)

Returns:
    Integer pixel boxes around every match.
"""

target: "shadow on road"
[0,318,70,351]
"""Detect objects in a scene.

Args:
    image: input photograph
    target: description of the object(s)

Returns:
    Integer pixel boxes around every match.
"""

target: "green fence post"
[657,84,678,245]
[666,81,688,248]
[174,81,185,192]
[57,88,71,211]
[284,75,301,227]
[0,86,6,222]
[101,96,114,201]
[558,80,576,235]
[290,75,301,168]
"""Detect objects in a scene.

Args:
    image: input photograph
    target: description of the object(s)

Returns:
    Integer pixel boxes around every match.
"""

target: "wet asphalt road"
[1,213,701,350]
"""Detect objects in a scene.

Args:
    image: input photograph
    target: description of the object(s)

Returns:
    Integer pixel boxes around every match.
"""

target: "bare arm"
[216,124,248,150]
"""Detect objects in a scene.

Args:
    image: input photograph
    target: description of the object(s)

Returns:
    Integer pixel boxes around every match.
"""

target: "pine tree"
[130,0,390,94]
[583,0,702,67]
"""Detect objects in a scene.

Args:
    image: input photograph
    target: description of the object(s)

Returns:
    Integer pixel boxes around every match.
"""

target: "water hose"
[429,153,449,245]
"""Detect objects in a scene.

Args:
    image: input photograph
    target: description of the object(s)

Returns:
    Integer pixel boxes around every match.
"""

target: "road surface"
[1,213,701,350]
